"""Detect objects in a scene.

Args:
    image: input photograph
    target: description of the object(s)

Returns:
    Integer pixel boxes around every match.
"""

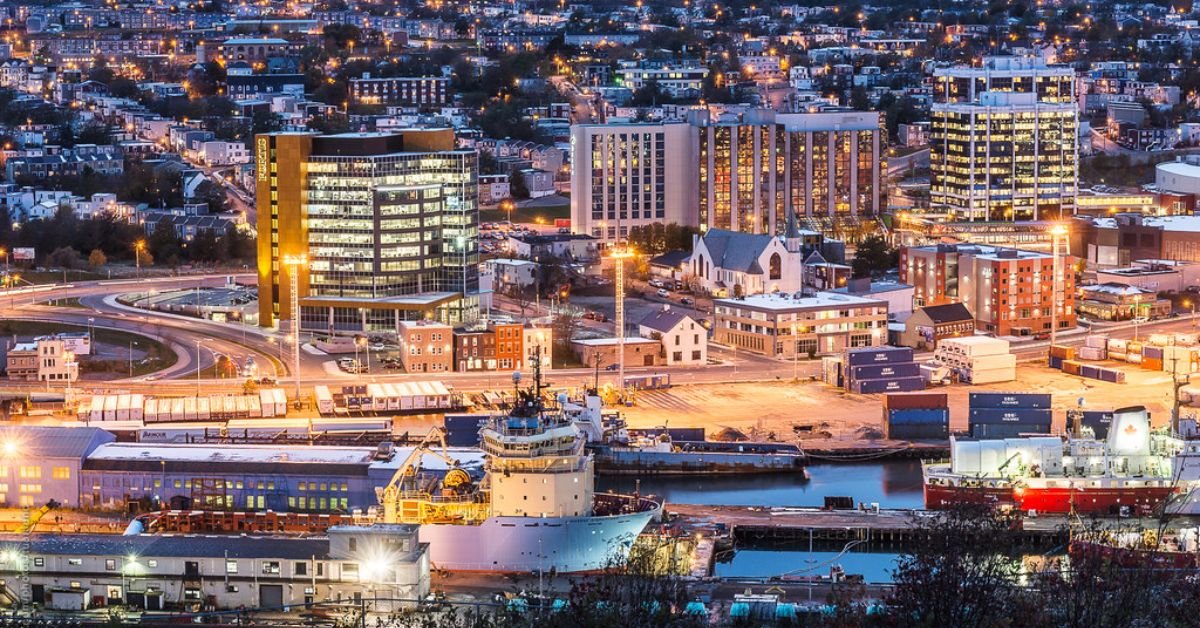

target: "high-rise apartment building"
[256,131,479,333]
[692,108,885,233]
[930,57,1079,222]
[899,243,1075,336]
[570,121,695,243]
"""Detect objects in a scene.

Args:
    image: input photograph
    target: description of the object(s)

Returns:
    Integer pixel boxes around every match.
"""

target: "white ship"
[377,364,662,573]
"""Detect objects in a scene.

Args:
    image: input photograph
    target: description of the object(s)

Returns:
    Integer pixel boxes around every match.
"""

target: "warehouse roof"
[0,533,329,560]
[0,426,114,460]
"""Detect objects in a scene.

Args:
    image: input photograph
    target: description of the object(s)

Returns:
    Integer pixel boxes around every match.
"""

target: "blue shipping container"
[852,376,925,394]
[887,423,949,440]
[887,408,950,425]
[968,392,1052,410]
[1080,411,1114,439]
[1079,365,1100,379]
[846,346,915,366]
[849,362,921,381]
[1144,346,1164,359]
[1049,356,1063,369]
[969,422,1052,438]
[969,408,1053,424]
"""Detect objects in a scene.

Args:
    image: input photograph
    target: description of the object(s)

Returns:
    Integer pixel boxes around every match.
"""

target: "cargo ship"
[378,362,662,573]
[564,395,808,475]
[924,406,1183,515]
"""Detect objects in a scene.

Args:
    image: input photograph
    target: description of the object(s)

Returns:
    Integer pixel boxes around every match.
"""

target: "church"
[688,212,830,297]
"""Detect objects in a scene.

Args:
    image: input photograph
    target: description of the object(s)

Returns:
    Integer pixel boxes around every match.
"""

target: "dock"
[667,504,1068,545]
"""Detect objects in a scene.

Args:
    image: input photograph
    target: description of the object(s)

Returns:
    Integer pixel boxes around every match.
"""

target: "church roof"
[700,229,777,274]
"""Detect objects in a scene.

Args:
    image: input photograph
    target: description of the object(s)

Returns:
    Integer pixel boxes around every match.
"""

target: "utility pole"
[612,247,633,397]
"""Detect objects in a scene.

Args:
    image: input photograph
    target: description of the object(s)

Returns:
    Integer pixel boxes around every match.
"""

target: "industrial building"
[255,131,479,332]
[0,524,429,613]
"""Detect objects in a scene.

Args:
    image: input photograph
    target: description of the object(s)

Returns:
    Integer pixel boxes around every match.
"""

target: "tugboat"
[924,406,1182,515]
[376,356,663,572]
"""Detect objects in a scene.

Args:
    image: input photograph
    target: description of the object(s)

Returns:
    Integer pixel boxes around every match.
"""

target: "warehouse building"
[0,524,429,612]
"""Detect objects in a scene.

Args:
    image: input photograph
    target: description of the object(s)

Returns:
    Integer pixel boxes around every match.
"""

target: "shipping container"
[969,392,1052,410]
[1097,367,1125,383]
[1143,358,1163,371]
[143,398,158,423]
[1077,346,1106,361]
[1148,333,1174,347]
[847,362,921,381]
[1079,364,1100,379]
[886,408,950,424]
[1085,335,1109,349]
[1109,351,1128,362]
[1127,352,1143,365]
[1128,341,1144,355]
[937,337,1010,357]
[258,389,275,418]
[1049,356,1063,369]
[115,395,132,422]
[1144,346,1164,360]
[1175,333,1199,347]
[969,407,1052,424]
[969,354,1017,371]
[102,395,118,421]
[128,395,144,422]
[315,386,334,415]
[887,423,950,440]
[845,346,914,366]
[1062,360,1082,376]
[273,389,288,415]
[961,367,1017,384]
[1108,338,1129,353]
[1049,345,1076,360]
[883,392,948,410]
[850,376,925,394]
[1080,410,1114,439]
[969,422,1052,438]
[247,396,262,418]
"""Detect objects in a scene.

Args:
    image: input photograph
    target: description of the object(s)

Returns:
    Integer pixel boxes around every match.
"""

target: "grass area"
[0,320,177,378]
[480,203,570,224]
[14,269,105,285]
[44,297,86,309]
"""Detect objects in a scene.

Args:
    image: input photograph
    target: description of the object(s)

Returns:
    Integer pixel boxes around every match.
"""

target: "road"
[549,75,598,124]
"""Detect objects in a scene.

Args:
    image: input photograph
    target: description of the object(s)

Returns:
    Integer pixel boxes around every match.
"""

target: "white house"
[638,306,707,366]
[689,217,821,297]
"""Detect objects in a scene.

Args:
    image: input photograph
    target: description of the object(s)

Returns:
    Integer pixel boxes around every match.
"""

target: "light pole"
[791,323,798,380]
[282,254,307,403]
[134,240,145,278]
[195,339,203,398]
[1049,224,1067,347]
[611,246,634,395]
[1134,294,1142,342]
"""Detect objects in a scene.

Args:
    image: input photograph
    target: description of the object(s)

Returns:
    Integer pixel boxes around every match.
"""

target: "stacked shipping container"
[843,347,924,394]
[882,393,949,440]
[934,337,1016,384]
[967,392,1053,438]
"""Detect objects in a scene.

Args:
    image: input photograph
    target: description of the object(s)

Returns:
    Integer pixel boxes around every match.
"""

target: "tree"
[148,218,181,265]
[88,249,107,270]
[47,246,83,269]
[510,170,530,199]
[851,235,898,278]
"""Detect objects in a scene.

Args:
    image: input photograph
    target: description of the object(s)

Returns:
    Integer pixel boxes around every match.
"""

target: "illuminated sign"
[256,137,269,182]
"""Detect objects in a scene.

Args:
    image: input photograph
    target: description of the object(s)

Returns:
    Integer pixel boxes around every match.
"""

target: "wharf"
[801,442,948,462]
[667,504,1066,545]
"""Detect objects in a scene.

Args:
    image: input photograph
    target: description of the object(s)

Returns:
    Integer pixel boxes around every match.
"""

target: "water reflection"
[597,460,925,509]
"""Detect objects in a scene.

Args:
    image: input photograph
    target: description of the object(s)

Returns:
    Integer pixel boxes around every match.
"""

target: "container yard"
[79,389,289,422]
[842,347,924,394]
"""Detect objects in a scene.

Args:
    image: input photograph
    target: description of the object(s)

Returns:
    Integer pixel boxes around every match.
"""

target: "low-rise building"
[397,321,453,374]
[5,338,79,382]
[349,75,449,106]
[1077,283,1171,322]
[713,291,888,358]
[898,303,975,350]
[832,278,916,318]
[571,337,664,369]
[0,524,429,612]
[638,306,707,366]
[506,233,599,263]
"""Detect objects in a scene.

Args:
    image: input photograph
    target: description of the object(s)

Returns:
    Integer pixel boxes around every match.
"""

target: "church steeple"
[783,209,802,253]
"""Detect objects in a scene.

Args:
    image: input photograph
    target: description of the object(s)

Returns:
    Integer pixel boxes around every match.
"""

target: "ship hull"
[925,483,1176,515]
[418,499,662,573]
[593,446,807,475]
[1069,540,1200,569]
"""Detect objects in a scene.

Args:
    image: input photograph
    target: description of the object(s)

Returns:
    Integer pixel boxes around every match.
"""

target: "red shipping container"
[883,392,948,410]
[1142,358,1163,371]
[1062,360,1082,376]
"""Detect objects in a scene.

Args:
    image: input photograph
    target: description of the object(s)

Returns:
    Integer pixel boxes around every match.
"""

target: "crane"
[377,427,475,524]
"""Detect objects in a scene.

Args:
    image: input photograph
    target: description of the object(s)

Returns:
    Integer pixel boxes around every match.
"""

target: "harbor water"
[596,459,925,510]
[596,460,924,582]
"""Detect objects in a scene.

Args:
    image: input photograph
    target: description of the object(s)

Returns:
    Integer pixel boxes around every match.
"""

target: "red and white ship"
[924,406,1183,515]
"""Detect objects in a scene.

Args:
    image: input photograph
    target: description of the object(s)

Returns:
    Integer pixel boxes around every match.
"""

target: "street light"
[134,240,146,278]
[1134,293,1142,341]
[791,323,798,380]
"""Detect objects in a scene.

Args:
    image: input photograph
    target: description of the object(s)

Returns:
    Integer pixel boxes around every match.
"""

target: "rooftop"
[716,291,885,312]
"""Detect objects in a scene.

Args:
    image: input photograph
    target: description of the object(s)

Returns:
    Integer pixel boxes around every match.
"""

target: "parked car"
[656,288,669,297]
[648,279,663,288]
[680,297,695,306]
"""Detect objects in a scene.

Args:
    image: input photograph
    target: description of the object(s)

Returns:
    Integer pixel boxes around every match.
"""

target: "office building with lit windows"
[570,121,695,243]
[930,57,1079,222]
[255,131,479,333]
[690,108,886,234]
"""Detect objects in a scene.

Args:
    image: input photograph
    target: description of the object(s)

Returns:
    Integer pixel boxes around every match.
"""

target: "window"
[18,467,40,479]
[105,559,116,571]
[148,560,157,568]
[348,537,357,552]
[51,467,69,480]
[295,562,308,576]
[262,561,280,575]
[67,558,81,566]
[768,253,782,280]
[225,560,238,574]
[33,557,43,567]
[343,563,359,580]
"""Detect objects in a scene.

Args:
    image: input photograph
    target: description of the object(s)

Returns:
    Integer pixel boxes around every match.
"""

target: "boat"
[377,360,662,573]
[565,395,809,476]
[1068,528,1200,570]
[923,406,1183,515]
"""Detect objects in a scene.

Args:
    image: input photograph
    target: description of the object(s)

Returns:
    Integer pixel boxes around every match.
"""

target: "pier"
[667,504,1068,546]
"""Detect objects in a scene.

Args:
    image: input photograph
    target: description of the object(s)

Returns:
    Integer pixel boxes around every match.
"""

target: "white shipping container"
[129,394,144,422]
[1077,346,1107,361]
[1085,335,1109,349]
[259,389,275,418]
[248,396,262,418]
[235,395,249,417]
[171,398,185,422]
[1109,351,1128,362]
[938,336,1010,357]
[103,395,118,421]
[273,388,288,415]
[89,395,105,422]
[965,367,1017,385]
[196,396,211,422]
[383,384,401,411]
[1127,353,1143,365]
[143,398,158,423]
[314,385,334,415]
[368,384,387,412]
[1108,339,1129,353]
[1149,334,1174,347]
[183,397,198,421]
[115,395,131,422]
[1176,333,1200,347]
[969,354,1017,371]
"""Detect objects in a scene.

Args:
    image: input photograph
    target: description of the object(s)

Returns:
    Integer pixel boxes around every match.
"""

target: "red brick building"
[899,243,1075,336]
